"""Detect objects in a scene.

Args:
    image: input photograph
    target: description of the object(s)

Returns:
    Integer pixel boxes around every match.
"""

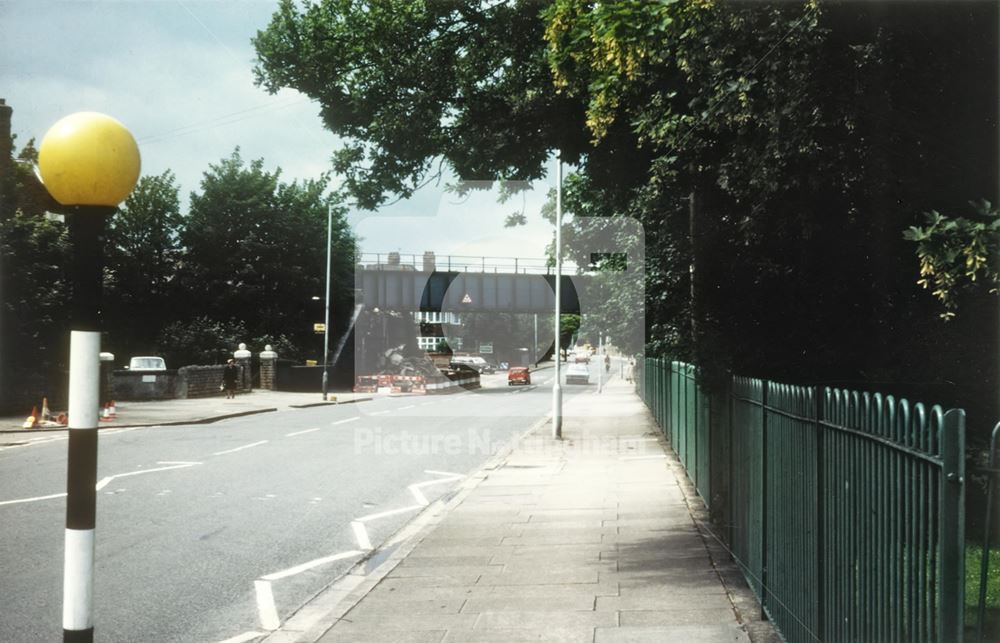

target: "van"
[449,356,494,374]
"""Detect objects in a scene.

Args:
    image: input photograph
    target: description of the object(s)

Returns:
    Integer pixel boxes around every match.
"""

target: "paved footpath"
[297,378,779,643]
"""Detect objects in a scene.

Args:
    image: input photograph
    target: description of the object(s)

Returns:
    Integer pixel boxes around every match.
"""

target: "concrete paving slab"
[460,595,597,613]
[441,628,594,643]
[473,610,617,629]
[618,608,739,626]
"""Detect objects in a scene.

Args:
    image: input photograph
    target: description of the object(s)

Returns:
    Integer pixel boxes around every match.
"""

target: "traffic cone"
[22,406,38,429]
[108,400,117,419]
[40,397,51,422]
[100,404,112,421]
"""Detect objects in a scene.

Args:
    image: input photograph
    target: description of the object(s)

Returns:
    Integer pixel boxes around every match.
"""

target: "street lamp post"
[321,204,333,401]
[552,154,563,439]
[38,112,140,643]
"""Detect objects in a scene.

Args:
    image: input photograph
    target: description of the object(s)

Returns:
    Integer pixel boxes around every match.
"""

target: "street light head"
[38,111,141,207]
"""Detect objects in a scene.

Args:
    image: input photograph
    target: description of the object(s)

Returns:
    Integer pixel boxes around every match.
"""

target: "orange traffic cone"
[100,404,112,421]
[108,400,117,419]
[40,397,51,422]
[22,406,38,429]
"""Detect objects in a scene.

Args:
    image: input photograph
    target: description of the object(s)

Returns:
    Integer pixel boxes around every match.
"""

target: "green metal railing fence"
[638,358,967,643]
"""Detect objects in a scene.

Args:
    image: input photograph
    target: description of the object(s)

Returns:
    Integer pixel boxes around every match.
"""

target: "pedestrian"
[625,358,635,383]
[604,354,611,374]
[222,359,239,399]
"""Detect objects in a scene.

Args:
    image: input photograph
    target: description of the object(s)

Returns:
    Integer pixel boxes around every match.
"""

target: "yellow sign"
[314,323,326,332]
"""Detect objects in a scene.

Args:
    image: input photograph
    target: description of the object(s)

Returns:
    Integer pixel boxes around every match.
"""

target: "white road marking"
[3,461,200,505]
[332,417,359,425]
[216,631,264,643]
[370,410,389,416]
[408,485,429,506]
[0,492,67,507]
[425,469,464,478]
[357,504,423,522]
[261,550,363,581]
[408,473,465,506]
[254,580,281,631]
[399,405,415,410]
[351,521,373,550]
[619,455,668,461]
[286,428,320,437]
[213,440,268,456]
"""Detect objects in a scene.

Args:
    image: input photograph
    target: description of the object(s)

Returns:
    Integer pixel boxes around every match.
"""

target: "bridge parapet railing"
[357,252,558,275]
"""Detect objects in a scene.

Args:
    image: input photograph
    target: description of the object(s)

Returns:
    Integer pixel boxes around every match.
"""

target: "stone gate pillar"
[234,342,252,392]
[259,345,277,391]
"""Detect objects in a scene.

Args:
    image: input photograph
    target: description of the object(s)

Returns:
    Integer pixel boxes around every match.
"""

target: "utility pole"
[553,154,563,439]
[321,204,332,401]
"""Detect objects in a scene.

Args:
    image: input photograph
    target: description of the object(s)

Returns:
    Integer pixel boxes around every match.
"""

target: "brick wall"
[176,365,250,398]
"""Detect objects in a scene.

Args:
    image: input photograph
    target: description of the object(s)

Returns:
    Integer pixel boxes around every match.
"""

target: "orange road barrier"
[22,406,38,429]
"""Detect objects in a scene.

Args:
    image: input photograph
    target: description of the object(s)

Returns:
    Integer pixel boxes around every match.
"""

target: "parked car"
[449,356,495,374]
[127,356,166,371]
[565,363,590,385]
[507,367,531,386]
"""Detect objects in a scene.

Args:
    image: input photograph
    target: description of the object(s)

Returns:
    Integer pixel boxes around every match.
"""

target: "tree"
[253,0,589,209]
[103,170,183,358]
[0,136,70,411]
[176,149,355,359]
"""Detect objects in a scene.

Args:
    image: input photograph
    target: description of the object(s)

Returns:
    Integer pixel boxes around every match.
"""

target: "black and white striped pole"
[38,112,140,643]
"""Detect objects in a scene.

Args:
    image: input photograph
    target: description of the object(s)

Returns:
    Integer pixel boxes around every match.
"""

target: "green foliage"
[253,0,584,209]
[0,211,70,406]
[966,543,1000,630]
[156,316,249,367]
[903,201,1000,319]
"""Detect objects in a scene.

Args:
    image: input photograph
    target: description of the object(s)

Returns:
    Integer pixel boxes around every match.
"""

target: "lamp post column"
[552,154,563,439]
[322,204,333,400]
[64,208,112,643]
[38,111,140,643]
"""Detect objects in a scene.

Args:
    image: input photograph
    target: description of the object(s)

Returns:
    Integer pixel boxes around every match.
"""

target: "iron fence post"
[940,408,966,643]
[976,422,1000,643]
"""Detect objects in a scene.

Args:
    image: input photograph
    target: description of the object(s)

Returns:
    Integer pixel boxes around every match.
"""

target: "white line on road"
[216,631,265,643]
[409,485,429,506]
[254,580,281,631]
[97,462,201,490]
[261,550,363,581]
[286,428,320,437]
[408,474,464,506]
[399,405,416,410]
[358,504,423,522]
[213,441,268,456]
[332,417,360,425]
[0,492,67,507]
[370,410,390,416]
[351,521,373,550]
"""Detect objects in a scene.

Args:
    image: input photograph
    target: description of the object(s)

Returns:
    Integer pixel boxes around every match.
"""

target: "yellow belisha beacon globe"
[37,111,141,207]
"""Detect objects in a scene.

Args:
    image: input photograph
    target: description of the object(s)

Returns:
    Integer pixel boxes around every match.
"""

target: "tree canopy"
[254,0,998,425]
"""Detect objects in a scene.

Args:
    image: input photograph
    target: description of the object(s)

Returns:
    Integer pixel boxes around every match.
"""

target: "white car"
[565,363,590,385]
[128,356,166,371]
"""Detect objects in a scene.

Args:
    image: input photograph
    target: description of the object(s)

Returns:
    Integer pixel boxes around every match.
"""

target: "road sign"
[314,323,326,333]
[462,293,472,303]
[480,343,493,354]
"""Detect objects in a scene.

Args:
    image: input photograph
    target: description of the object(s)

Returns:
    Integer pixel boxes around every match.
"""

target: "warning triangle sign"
[461,293,472,304]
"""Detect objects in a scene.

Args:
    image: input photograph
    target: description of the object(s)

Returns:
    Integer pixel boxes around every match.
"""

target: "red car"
[507,367,531,386]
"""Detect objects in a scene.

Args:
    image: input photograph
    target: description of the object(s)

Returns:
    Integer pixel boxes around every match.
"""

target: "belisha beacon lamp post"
[38,112,140,643]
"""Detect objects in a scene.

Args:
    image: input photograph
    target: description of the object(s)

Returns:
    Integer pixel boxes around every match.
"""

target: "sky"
[0,0,557,260]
